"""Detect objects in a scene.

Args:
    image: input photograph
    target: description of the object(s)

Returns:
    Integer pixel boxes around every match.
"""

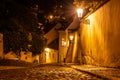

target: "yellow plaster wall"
[72,31,78,63]
[80,0,120,67]
[20,51,33,63]
[59,30,68,63]
[39,48,58,63]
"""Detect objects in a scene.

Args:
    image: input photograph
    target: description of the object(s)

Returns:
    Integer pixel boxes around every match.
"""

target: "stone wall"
[80,0,120,67]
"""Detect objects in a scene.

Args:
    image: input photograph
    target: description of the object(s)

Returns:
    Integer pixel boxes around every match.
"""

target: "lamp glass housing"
[69,35,74,41]
[77,8,83,18]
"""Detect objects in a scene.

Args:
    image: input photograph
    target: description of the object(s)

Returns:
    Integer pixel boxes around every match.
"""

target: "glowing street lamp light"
[49,15,53,19]
[69,35,74,41]
[77,8,83,19]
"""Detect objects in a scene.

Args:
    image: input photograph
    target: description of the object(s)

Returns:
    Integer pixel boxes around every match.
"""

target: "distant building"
[20,51,32,62]
[39,48,58,64]
[4,51,18,60]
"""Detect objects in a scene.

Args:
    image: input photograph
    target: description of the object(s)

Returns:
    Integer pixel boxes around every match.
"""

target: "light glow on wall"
[81,13,105,63]
[62,38,66,46]
[44,48,51,63]
[69,35,74,41]
[46,52,49,59]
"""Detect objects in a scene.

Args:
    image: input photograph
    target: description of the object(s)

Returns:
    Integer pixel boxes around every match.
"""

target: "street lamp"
[77,8,83,20]
[69,35,74,41]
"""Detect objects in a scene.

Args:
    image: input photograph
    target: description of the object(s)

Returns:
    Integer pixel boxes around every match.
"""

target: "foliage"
[0,0,47,55]
[73,0,104,12]
[4,30,28,53]
[0,0,75,55]
[37,0,75,33]
[30,32,47,56]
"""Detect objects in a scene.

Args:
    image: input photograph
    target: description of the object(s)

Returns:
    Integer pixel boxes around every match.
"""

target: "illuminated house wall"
[65,31,79,63]
[72,31,79,63]
[58,30,79,63]
[20,51,33,63]
[80,0,120,67]
[45,48,58,63]
[58,30,68,63]
[39,48,58,63]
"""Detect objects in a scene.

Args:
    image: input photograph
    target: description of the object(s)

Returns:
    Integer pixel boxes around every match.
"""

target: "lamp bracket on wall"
[84,19,90,25]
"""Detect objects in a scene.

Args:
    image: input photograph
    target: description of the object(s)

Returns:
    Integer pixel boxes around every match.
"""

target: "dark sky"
[37,0,75,33]
[38,0,74,14]
[0,0,75,33]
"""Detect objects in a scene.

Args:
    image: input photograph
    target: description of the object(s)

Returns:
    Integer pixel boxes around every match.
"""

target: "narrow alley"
[1,0,120,80]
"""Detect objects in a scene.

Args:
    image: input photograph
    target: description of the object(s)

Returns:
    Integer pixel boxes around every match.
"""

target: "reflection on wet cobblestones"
[25,66,101,80]
[0,66,102,80]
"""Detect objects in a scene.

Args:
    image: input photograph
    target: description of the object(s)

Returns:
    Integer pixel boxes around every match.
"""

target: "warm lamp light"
[62,38,66,46]
[77,8,83,19]
[69,35,74,41]
[45,48,50,52]
[49,15,53,19]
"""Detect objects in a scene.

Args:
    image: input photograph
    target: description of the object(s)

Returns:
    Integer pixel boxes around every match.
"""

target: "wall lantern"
[69,35,74,41]
[77,8,83,20]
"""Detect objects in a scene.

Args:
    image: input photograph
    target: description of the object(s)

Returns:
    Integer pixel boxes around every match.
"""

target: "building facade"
[79,0,120,67]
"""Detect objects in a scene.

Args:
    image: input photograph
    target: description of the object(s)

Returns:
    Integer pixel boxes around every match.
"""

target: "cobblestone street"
[0,64,103,80]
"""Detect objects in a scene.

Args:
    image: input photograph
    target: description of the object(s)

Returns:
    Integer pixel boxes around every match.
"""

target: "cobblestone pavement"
[0,65,104,80]
[71,65,120,80]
